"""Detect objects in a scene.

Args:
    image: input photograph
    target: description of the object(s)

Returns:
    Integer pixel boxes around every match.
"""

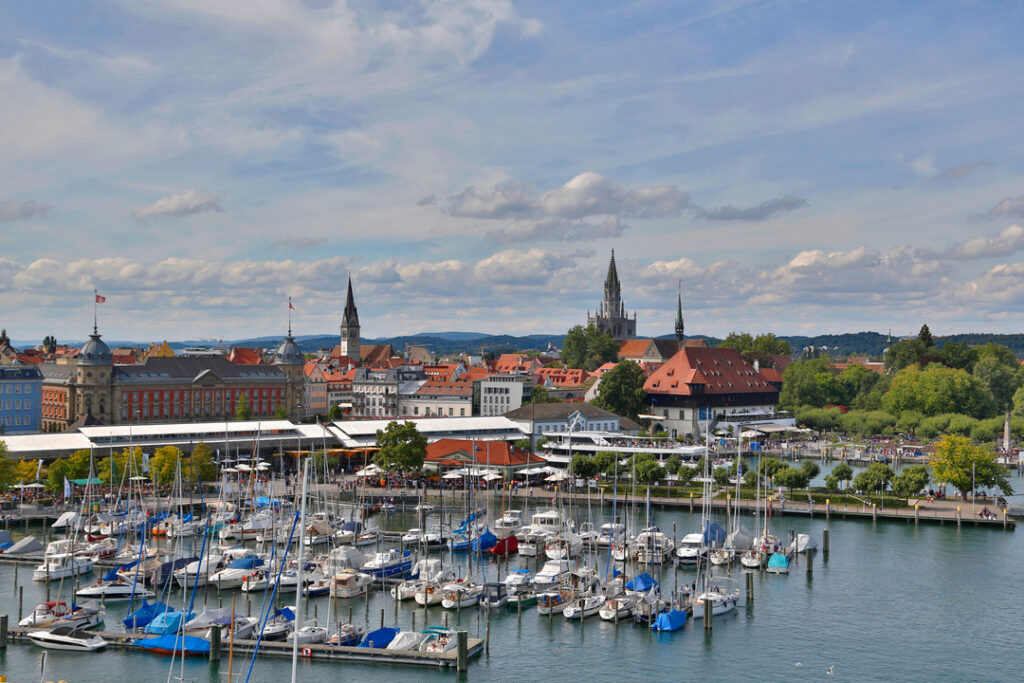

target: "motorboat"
[333,521,364,545]
[219,509,275,541]
[536,588,573,615]
[599,595,637,621]
[596,522,626,547]
[173,553,229,588]
[76,576,153,601]
[479,582,509,609]
[507,590,538,609]
[362,549,414,579]
[635,527,674,565]
[26,625,107,652]
[56,600,104,630]
[631,590,670,624]
[327,622,364,646]
[184,607,257,640]
[290,621,328,644]
[492,509,524,535]
[534,559,576,590]
[503,568,534,595]
[261,608,296,641]
[650,609,687,632]
[145,609,194,635]
[319,545,366,574]
[391,560,451,600]
[358,627,398,649]
[19,601,74,628]
[544,530,582,560]
[303,516,337,547]
[674,533,705,564]
[78,537,119,560]
[709,548,736,566]
[766,552,790,575]
[209,556,265,589]
[514,529,550,557]
[33,556,94,581]
[413,578,447,606]
[789,533,818,553]
[563,593,605,620]
[386,630,427,650]
[330,569,374,598]
[691,585,741,617]
[441,581,482,609]
[418,627,457,653]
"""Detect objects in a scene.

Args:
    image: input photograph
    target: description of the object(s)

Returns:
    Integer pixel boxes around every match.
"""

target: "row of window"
[2,399,32,411]
[3,415,34,427]
[403,406,467,416]
[482,386,512,395]
[2,382,38,394]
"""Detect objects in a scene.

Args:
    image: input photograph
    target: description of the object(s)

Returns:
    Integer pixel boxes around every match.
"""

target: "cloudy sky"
[2,0,1024,343]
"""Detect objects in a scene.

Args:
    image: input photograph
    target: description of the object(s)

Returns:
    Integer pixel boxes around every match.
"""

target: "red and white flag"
[95,293,106,303]
[289,300,295,311]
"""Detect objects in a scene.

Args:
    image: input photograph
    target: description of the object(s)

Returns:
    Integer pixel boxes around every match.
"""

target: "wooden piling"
[380,608,384,629]
[956,506,961,529]
[1004,509,1009,531]
[745,572,753,602]
[0,615,7,649]
[825,499,830,521]
[456,630,468,672]
[209,625,221,662]
[914,505,919,526]
[18,587,23,623]
[485,620,490,656]
[703,599,711,631]
[871,504,877,522]
[806,550,813,574]
[822,529,829,555]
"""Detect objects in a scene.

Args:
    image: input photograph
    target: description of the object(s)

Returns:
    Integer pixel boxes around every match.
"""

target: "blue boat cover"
[226,557,263,570]
[145,610,195,635]
[472,528,497,551]
[358,627,398,648]
[651,609,687,632]
[339,521,363,533]
[275,607,295,622]
[702,520,727,546]
[767,553,789,569]
[626,572,658,593]
[0,542,12,551]
[137,634,211,655]
[123,601,173,630]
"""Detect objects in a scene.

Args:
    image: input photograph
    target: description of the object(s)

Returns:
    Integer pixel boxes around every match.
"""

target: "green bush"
[970,417,1004,443]
[945,414,979,436]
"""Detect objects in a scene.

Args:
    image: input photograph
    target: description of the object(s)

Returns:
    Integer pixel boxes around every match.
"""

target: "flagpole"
[288,296,292,336]
[93,288,98,334]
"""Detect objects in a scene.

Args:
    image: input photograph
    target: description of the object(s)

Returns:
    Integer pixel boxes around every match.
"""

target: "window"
[460,408,465,416]
[14,400,20,410]
[14,416,20,426]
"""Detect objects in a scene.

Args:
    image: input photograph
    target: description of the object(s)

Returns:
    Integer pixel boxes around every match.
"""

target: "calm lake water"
[1,472,1021,682]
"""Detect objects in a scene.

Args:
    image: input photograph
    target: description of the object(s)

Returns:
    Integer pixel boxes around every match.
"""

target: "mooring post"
[412,611,416,632]
[825,499,830,521]
[456,630,468,672]
[915,504,919,526]
[689,493,694,513]
[485,619,490,656]
[209,625,221,662]
[745,572,753,602]
[12,564,17,591]
[380,608,384,629]
[0,614,7,650]
[18,587,23,623]
[1004,509,1009,531]
[871,504,877,522]
[822,529,829,555]
[703,599,712,631]
[806,550,813,575]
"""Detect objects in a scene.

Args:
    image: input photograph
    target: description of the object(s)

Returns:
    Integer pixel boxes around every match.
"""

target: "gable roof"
[425,438,544,467]
[228,347,264,365]
[644,347,777,397]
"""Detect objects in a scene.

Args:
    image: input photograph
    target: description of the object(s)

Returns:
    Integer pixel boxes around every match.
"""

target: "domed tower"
[75,325,114,423]
[273,330,305,421]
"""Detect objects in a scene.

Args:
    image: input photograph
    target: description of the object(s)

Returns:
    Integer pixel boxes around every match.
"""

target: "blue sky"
[2,0,1024,343]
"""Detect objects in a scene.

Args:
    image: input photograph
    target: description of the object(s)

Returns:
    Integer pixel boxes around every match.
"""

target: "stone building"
[587,250,636,341]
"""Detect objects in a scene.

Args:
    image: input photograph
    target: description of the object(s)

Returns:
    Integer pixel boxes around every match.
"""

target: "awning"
[71,478,102,485]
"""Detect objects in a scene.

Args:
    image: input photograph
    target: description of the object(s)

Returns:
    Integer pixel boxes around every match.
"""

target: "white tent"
[355,463,383,477]
[545,471,569,482]
[442,471,464,480]
[518,467,547,475]
[482,473,503,481]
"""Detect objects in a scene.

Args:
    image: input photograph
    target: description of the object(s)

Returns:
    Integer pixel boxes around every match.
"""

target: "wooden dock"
[5,626,484,668]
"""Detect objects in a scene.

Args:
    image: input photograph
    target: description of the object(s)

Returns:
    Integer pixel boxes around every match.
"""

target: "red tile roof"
[415,381,473,397]
[618,339,652,359]
[425,438,545,467]
[228,347,263,365]
[535,367,590,387]
[644,347,777,397]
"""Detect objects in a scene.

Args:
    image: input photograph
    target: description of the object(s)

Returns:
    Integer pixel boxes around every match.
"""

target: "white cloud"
[133,190,223,223]
[943,225,1024,260]
[973,195,1024,222]
[487,216,627,243]
[445,172,689,221]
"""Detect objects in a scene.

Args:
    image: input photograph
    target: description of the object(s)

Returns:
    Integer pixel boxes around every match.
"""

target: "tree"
[526,386,558,404]
[780,357,840,409]
[882,364,995,418]
[151,446,185,487]
[677,465,696,487]
[774,466,810,493]
[593,451,617,478]
[373,421,427,475]
[940,342,977,371]
[235,394,253,421]
[562,325,619,371]
[274,404,289,420]
[571,454,599,479]
[831,463,853,489]
[712,467,731,487]
[663,456,681,475]
[972,349,1023,412]
[891,464,930,497]
[593,360,645,421]
[918,324,934,348]
[929,434,1012,498]
[45,449,92,493]
[0,441,13,491]
[884,339,927,374]
[328,404,343,421]
[634,459,663,485]
[852,462,894,494]
[800,460,820,480]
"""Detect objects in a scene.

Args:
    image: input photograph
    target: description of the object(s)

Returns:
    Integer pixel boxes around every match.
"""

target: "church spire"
[340,275,361,363]
[675,280,685,342]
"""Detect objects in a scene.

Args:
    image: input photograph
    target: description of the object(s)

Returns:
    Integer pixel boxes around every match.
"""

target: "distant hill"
[17,330,1024,359]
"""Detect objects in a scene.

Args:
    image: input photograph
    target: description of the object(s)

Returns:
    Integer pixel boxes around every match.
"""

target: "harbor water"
[0,485,1021,682]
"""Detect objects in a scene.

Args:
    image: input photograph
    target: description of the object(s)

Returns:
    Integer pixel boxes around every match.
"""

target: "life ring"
[302,646,312,657]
